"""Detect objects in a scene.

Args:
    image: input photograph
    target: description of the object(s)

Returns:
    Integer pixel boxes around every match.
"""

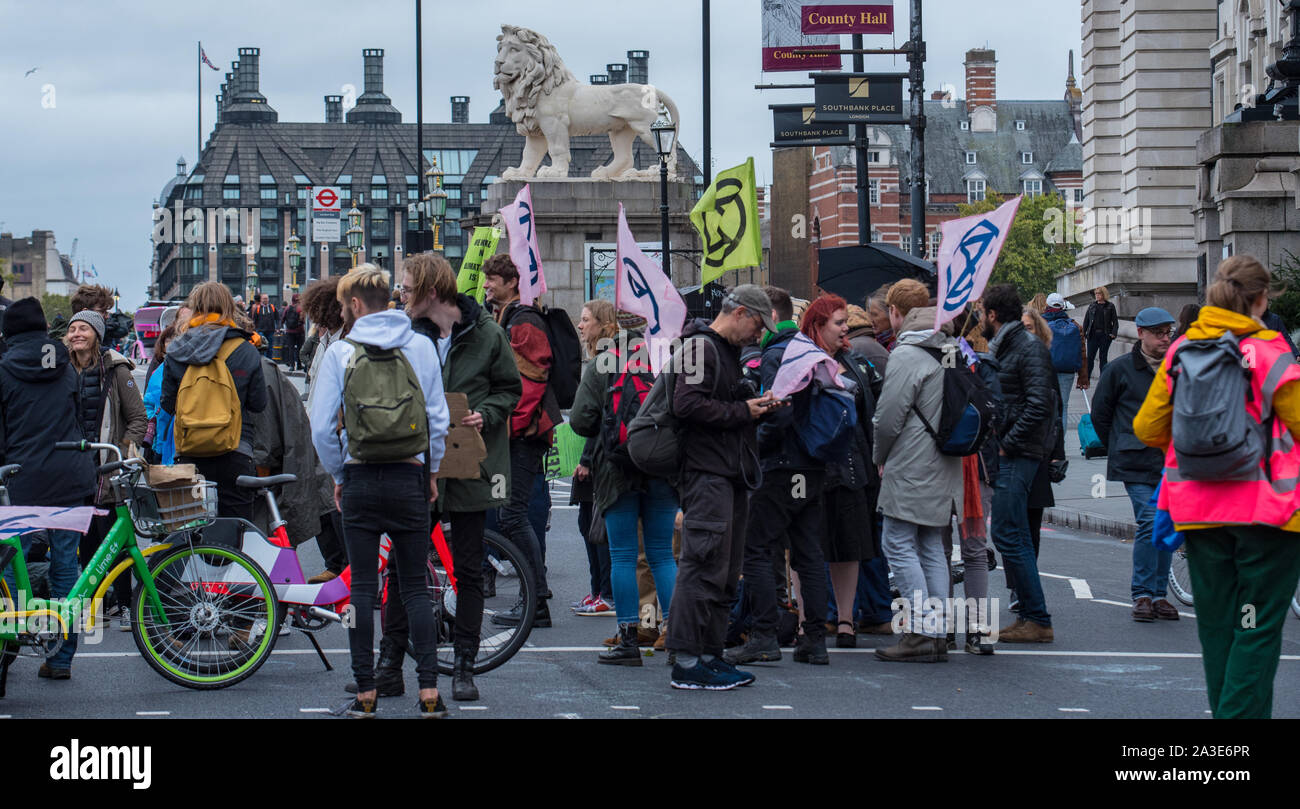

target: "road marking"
[0,715,11,719]
[459,706,488,711]
[1069,578,1093,599]
[1091,598,1196,619]
[556,713,581,719]
[135,711,170,716]
[610,705,640,710]
[912,706,942,711]
[1038,572,1074,580]
[1058,708,1090,713]
[762,705,793,710]
[298,708,331,714]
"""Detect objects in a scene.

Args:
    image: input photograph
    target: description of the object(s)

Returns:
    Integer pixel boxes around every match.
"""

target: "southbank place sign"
[812,73,906,124]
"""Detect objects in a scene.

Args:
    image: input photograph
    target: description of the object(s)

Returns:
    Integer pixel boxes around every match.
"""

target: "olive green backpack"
[342,339,428,462]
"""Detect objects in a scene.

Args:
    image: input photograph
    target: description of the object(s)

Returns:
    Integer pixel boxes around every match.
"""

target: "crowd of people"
[1,249,1298,719]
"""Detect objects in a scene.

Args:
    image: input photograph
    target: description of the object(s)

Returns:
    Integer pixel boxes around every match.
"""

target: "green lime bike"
[0,441,279,695]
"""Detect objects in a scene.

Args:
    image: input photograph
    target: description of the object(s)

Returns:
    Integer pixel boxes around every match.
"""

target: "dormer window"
[960,121,969,131]
[1021,151,1033,164]
[966,151,977,164]
[1015,120,1026,131]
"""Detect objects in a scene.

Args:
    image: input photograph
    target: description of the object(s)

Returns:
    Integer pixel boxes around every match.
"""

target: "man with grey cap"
[1091,306,1180,623]
[667,284,784,690]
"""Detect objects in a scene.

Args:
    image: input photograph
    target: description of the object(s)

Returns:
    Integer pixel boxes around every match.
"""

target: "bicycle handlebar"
[96,458,146,476]
[0,464,20,483]
[54,440,124,464]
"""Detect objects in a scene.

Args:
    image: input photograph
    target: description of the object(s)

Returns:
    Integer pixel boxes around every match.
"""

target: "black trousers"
[666,472,750,657]
[177,452,256,521]
[500,439,549,597]
[1086,332,1113,379]
[285,331,305,370]
[316,508,348,574]
[742,470,827,638]
[383,510,488,658]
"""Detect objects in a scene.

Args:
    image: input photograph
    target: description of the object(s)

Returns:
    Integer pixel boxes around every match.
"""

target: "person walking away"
[482,253,560,628]
[397,253,521,701]
[309,266,451,718]
[1092,307,1179,623]
[160,282,267,521]
[280,294,306,371]
[983,284,1056,642]
[871,280,964,662]
[1083,286,1118,378]
[668,285,781,690]
[0,298,97,678]
[1042,292,1088,424]
[64,310,147,630]
[1134,255,1300,718]
[251,294,278,356]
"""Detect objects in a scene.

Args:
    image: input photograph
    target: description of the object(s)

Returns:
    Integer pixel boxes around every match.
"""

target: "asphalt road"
[3,471,1298,720]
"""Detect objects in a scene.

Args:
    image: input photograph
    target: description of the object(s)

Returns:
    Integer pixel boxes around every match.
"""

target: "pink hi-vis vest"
[1158,330,1300,527]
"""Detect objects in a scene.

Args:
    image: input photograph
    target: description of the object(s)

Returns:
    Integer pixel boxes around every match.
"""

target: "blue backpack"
[795,378,858,463]
[1047,314,1082,372]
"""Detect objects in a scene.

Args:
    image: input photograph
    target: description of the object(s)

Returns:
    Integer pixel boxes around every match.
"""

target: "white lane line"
[1092,598,1196,619]
[135,711,170,716]
[298,708,331,714]
[762,705,793,710]
[459,706,488,711]
[1038,572,1074,580]
[1069,578,1093,599]
[610,705,640,710]
[556,713,581,719]
[912,706,943,711]
[1058,708,1090,713]
[0,715,11,719]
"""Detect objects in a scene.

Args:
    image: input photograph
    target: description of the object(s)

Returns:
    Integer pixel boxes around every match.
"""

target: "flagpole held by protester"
[933,195,1023,333]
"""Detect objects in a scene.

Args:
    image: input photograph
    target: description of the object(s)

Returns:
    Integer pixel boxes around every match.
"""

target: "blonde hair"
[1094,286,1110,303]
[1028,293,1047,314]
[1206,255,1275,316]
[337,265,390,312]
[885,279,929,319]
[185,281,237,323]
[581,299,617,356]
[403,252,457,305]
[1022,306,1052,346]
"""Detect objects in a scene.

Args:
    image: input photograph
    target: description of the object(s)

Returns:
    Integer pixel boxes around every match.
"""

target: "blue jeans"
[2,529,82,668]
[855,557,893,625]
[992,455,1052,627]
[1057,373,1074,424]
[1126,481,1170,601]
[603,479,678,625]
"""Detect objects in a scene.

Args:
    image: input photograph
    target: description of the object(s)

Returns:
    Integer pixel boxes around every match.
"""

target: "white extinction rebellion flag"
[934,195,1022,332]
[615,203,686,373]
[499,184,547,306]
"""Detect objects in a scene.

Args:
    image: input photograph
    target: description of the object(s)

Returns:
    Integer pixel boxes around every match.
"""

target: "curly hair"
[71,284,114,314]
[301,277,343,332]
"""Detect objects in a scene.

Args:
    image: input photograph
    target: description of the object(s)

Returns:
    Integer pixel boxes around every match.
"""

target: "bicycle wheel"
[429,527,535,676]
[131,543,278,690]
[1168,547,1193,606]
[1291,578,1299,619]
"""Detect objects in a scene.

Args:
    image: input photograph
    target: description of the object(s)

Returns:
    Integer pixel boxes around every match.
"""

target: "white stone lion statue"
[494,24,680,181]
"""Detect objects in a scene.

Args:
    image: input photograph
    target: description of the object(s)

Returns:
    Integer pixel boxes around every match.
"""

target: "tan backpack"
[175,338,243,456]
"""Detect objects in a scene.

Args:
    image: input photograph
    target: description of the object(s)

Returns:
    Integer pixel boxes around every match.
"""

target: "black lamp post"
[287,232,301,292]
[651,112,677,277]
[424,156,448,252]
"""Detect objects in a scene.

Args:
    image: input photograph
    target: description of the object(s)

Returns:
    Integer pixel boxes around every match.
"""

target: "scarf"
[770,331,845,399]
[187,314,262,347]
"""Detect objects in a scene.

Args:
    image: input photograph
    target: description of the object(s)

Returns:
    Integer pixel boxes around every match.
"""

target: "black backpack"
[538,305,582,409]
[283,306,301,331]
[599,340,655,472]
[911,345,998,457]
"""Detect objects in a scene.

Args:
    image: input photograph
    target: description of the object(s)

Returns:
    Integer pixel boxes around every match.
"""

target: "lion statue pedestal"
[493,24,680,181]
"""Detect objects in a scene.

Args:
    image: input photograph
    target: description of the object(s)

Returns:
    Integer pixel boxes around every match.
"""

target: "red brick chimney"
[964,48,996,112]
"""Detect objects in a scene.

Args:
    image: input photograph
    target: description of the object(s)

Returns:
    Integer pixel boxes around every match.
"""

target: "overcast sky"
[0,0,1080,309]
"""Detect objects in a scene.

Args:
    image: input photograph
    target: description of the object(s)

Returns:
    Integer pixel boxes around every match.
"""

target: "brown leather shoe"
[874,632,945,662]
[606,627,660,647]
[998,620,1054,643]
[653,623,667,650]
[308,570,339,585]
[1152,599,1180,621]
[857,620,895,635]
[1132,597,1155,622]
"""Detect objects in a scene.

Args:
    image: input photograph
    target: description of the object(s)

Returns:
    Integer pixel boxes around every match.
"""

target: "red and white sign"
[801,4,894,35]
[312,185,341,242]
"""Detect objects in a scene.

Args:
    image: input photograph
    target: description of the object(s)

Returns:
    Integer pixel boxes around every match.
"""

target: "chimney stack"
[363,48,384,96]
[590,74,610,85]
[238,47,260,96]
[607,63,627,85]
[325,94,343,123]
[347,49,402,124]
[451,96,469,124]
[964,48,996,112]
[223,49,277,122]
[627,50,649,84]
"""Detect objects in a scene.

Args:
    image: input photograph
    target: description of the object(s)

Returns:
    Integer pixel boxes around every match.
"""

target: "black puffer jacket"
[825,349,880,491]
[672,319,760,488]
[1091,343,1165,485]
[990,321,1056,461]
[0,332,96,506]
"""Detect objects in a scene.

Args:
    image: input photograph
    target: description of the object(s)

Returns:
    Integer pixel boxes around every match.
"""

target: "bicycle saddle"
[235,473,298,489]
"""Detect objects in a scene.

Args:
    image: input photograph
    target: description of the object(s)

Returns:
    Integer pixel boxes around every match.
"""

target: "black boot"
[452,653,479,701]
[533,599,552,628]
[344,636,406,696]
[481,564,496,599]
[792,631,830,665]
[598,623,643,666]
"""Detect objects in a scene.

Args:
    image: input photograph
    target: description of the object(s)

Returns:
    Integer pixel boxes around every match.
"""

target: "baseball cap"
[726,285,777,332]
[1046,292,1074,310]
[1135,307,1176,329]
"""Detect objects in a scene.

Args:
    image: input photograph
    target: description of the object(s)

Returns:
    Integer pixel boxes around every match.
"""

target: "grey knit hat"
[69,310,106,342]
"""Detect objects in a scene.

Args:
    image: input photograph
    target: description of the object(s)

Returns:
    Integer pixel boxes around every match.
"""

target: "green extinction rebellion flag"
[690,157,762,285]
[457,226,502,303]
[544,422,586,481]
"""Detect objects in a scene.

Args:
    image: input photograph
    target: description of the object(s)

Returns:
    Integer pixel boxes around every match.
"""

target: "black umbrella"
[815,243,936,306]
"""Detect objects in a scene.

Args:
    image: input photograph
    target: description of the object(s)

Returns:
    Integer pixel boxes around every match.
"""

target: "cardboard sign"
[436,392,487,479]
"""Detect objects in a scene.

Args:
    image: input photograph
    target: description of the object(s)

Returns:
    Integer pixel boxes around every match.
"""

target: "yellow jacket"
[1134,306,1300,532]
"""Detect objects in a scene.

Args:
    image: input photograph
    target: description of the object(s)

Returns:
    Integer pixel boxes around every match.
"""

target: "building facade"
[0,229,78,300]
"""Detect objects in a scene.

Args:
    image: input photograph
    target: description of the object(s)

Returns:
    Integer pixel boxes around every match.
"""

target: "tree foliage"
[41,293,72,321]
[1270,249,1300,332]
[956,192,1078,300]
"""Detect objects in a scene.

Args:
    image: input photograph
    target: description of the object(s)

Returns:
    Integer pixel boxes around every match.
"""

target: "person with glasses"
[1090,307,1179,623]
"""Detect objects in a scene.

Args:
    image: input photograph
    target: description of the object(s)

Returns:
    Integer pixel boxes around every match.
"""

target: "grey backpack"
[1169,331,1268,480]
[626,338,719,480]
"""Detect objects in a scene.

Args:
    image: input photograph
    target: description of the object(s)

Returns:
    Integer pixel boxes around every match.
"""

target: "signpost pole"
[853,34,870,245]
[305,186,313,283]
[909,0,926,258]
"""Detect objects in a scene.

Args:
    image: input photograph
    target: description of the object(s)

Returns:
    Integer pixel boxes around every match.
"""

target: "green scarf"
[760,320,799,348]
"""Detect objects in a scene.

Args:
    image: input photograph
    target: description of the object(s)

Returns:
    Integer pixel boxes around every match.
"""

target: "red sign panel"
[801,4,894,35]
[314,188,338,209]
[761,45,842,73]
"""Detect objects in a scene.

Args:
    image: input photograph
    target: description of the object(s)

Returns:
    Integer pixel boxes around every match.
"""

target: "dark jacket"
[498,300,560,444]
[826,348,880,491]
[78,349,148,504]
[161,324,268,458]
[755,327,819,473]
[251,302,278,335]
[419,295,523,513]
[672,318,760,488]
[974,352,1003,486]
[846,326,890,383]
[570,328,649,512]
[990,320,1056,461]
[1091,342,1165,485]
[251,357,332,540]
[0,332,96,506]
[1082,299,1118,339]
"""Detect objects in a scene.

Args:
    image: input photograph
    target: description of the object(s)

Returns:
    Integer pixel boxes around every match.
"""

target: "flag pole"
[197,41,202,165]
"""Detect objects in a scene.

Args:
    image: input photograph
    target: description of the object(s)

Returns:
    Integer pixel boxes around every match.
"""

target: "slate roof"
[830,99,1079,195]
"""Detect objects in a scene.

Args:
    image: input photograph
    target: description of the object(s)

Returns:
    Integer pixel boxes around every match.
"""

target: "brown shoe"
[998,620,1054,643]
[308,570,339,585]
[1152,599,1180,621]
[637,627,660,647]
[1132,597,1155,622]
[857,620,895,636]
[874,632,945,663]
[653,623,667,650]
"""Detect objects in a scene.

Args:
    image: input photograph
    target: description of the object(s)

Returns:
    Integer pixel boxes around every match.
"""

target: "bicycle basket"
[129,481,219,537]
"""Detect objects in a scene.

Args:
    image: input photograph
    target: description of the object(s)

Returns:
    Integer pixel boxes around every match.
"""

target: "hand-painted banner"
[544,422,586,482]
[615,203,687,373]
[499,184,547,305]
[456,226,502,303]
[934,195,1023,332]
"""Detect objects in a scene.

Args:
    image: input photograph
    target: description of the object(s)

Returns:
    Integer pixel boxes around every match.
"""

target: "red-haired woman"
[799,294,883,648]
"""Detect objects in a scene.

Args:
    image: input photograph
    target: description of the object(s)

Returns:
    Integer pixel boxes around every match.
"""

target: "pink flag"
[499,184,547,306]
[770,332,845,399]
[934,195,1023,331]
[0,506,106,537]
[615,203,687,373]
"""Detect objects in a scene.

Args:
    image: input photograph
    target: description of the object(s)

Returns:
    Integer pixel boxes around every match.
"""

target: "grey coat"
[251,357,333,541]
[871,307,963,527]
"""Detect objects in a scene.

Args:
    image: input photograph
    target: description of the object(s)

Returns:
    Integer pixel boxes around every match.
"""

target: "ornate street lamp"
[346,204,365,268]
[287,232,301,292]
[424,156,448,253]
[651,108,678,277]
[246,254,259,301]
